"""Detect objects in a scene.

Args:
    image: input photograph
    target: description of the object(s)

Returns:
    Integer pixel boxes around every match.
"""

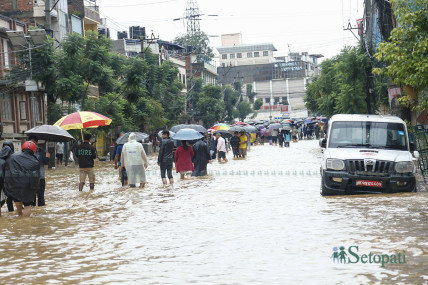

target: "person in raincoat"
[192,137,211,177]
[121,133,148,188]
[4,141,40,217]
[0,141,15,215]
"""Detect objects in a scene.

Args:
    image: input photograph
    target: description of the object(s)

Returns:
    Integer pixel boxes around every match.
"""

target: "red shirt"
[174,145,194,172]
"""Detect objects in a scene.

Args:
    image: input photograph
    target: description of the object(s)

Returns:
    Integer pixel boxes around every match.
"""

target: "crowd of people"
[0,120,327,217]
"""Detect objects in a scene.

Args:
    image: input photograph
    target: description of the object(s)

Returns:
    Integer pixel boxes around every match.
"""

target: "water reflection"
[0,140,426,284]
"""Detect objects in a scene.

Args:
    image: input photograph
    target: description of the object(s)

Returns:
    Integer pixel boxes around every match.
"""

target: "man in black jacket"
[157,130,174,185]
[192,138,211,177]
[4,141,40,217]
[76,134,97,191]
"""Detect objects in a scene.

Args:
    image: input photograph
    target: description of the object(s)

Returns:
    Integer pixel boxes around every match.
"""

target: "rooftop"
[216,43,277,54]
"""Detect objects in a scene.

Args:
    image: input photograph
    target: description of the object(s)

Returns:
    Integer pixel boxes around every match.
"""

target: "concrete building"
[0,15,47,139]
[68,0,100,37]
[0,0,69,43]
[217,43,277,67]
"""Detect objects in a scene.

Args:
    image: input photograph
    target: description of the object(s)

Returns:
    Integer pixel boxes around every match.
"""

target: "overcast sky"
[97,0,363,60]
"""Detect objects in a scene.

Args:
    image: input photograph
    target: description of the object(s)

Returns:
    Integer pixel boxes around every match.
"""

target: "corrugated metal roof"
[216,43,277,54]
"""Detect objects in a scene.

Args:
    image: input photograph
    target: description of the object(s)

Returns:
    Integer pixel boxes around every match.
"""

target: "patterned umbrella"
[210,123,230,132]
[54,111,112,130]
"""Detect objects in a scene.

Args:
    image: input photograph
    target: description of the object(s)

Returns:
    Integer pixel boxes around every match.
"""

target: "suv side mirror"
[319,138,326,148]
[409,142,416,152]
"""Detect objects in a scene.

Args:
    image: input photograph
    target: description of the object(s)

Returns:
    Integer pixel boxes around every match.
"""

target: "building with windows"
[217,33,322,119]
[0,15,47,139]
[217,43,277,67]
[0,0,69,43]
[68,0,100,37]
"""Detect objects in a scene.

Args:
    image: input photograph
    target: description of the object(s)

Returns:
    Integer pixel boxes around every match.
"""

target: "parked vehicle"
[319,114,419,196]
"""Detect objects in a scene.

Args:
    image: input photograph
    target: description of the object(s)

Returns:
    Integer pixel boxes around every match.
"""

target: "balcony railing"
[84,6,100,23]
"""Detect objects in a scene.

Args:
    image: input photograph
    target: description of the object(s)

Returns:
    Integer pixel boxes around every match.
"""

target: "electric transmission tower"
[185,0,201,36]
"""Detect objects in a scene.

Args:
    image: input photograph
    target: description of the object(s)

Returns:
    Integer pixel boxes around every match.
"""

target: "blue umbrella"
[173,128,204,140]
[304,119,314,124]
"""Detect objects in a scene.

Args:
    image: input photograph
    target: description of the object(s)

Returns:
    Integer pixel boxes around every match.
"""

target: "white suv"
[320,114,419,196]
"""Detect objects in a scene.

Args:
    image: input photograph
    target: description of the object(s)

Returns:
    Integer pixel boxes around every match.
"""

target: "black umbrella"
[173,128,204,140]
[170,124,207,133]
[229,125,246,132]
[268,123,282,129]
[116,132,150,144]
[244,125,258,133]
[25,125,75,142]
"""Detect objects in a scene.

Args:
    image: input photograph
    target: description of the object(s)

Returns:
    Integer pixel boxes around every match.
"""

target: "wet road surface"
[0,140,427,284]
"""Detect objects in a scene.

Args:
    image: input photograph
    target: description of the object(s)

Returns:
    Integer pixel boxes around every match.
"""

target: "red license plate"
[356,180,383,187]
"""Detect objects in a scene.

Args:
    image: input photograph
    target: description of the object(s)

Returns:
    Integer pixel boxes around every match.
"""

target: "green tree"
[223,85,240,121]
[246,84,256,103]
[174,31,214,58]
[236,101,253,121]
[374,0,428,110]
[253,99,263,111]
[195,85,224,127]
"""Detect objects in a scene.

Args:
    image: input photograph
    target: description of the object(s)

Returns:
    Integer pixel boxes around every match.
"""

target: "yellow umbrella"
[54,111,112,138]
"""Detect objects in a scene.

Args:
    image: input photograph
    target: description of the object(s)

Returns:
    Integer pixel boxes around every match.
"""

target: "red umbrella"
[232,121,248,126]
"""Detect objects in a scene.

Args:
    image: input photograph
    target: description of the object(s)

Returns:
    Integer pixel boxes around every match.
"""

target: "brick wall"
[17,0,34,11]
[0,0,34,12]
[0,1,14,12]
[68,0,84,18]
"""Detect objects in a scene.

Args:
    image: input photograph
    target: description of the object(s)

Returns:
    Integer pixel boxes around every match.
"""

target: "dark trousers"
[32,178,46,206]
[160,164,173,179]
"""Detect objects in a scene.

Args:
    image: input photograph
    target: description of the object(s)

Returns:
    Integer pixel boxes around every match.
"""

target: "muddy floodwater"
[0,140,427,284]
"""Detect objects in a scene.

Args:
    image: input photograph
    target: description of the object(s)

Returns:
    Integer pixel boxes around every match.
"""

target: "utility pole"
[344,3,376,114]
[45,0,51,31]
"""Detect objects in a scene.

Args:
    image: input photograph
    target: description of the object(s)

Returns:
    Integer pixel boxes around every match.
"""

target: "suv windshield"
[329,121,408,150]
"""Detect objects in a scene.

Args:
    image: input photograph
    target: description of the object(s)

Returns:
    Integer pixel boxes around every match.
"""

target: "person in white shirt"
[215,133,228,163]
[56,142,64,165]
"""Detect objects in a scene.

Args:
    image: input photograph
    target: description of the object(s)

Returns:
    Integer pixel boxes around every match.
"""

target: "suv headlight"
[395,161,414,173]
[326,159,345,170]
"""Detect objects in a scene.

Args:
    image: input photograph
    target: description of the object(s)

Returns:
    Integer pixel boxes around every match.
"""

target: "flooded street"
[1,140,427,284]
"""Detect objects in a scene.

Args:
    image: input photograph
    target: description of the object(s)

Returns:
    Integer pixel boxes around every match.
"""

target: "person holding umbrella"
[215,132,228,163]
[174,140,194,179]
[192,137,211,177]
[29,135,50,207]
[121,133,148,188]
[158,130,174,185]
[239,131,247,158]
[230,132,241,158]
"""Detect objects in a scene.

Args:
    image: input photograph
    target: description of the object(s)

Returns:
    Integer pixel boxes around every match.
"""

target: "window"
[282,96,288,104]
[230,53,235,59]
[237,53,242,58]
[20,101,27,120]
[222,54,227,59]
[0,93,13,121]
[329,121,408,150]
[265,98,270,103]
[263,51,269,56]
[247,52,252,58]
[2,39,10,69]
[254,52,260,57]
[274,97,279,104]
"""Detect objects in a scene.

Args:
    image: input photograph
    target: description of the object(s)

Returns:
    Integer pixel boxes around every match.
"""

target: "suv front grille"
[347,160,393,177]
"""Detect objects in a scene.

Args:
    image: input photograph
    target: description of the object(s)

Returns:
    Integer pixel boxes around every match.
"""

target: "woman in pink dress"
[174,141,194,179]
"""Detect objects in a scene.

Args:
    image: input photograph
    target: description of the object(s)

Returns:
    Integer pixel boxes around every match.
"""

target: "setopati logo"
[331,246,406,267]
